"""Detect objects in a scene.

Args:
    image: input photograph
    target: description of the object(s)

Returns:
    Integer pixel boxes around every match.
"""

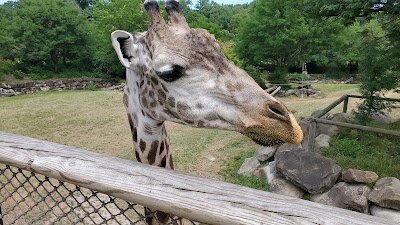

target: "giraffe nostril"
[266,103,289,120]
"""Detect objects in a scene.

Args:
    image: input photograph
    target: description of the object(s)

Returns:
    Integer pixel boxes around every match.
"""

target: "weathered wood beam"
[0,132,397,225]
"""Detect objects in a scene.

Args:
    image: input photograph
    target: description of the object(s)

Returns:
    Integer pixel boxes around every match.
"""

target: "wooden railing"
[0,131,397,225]
[308,94,400,152]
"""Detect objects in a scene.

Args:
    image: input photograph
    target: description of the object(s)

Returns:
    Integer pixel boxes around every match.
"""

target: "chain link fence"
[0,164,198,225]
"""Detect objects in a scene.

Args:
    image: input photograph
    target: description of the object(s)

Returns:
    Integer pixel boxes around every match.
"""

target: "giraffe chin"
[245,133,285,147]
[243,126,289,147]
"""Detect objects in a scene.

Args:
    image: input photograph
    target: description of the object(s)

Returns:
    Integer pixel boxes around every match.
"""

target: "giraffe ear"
[111,30,137,68]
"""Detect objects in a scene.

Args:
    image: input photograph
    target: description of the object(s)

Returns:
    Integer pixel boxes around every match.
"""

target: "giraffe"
[111,0,303,224]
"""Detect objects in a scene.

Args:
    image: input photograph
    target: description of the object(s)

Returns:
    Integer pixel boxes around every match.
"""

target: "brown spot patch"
[139,139,146,153]
[177,102,190,115]
[168,97,176,108]
[151,77,159,86]
[157,89,167,103]
[148,140,159,165]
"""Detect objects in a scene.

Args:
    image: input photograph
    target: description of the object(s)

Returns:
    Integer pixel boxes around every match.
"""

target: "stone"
[284,89,296,97]
[238,157,260,176]
[331,113,352,123]
[310,182,371,214]
[274,143,303,160]
[370,205,400,222]
[342,169,379,184]
[368,177,400,210]
[254,146,276,162]
[254,161,280,184]
[276,90,286,97]
[371,113,393,124]
[318,124,339,137]
[314,134,331,152]
[270,178,305,198]
[276,149,341,194]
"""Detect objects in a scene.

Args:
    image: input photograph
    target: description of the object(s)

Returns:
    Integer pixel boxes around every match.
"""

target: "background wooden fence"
[308,94,400,152]
[0,131,397,225]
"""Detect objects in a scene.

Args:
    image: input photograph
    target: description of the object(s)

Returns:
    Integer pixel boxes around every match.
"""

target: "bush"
[244,65,268,89]
[13,70,25,79]
[0,58,17,78]
[287,73,310,81]
[28,73,53,80]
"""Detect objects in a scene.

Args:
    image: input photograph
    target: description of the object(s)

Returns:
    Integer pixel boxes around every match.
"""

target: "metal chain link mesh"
[0,164,198,225]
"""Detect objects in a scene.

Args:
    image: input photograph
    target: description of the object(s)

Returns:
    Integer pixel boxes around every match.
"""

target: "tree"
[12,0,92,73]
[90,0,147,77]
[236,0,311,85]
[354,20,399,124]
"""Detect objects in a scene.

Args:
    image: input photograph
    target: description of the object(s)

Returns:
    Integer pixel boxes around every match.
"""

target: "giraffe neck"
[124,69,174,169]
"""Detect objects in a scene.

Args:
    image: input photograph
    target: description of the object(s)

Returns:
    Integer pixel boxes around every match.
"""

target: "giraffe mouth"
[243,128,284,147]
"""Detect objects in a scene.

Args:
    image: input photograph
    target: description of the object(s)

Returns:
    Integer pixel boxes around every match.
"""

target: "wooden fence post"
[343,95,349,113]
[307,118,317,152]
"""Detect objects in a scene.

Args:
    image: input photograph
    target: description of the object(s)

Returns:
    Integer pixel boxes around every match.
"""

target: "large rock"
[330,113,352,123]
[371,113,393,124]
[238,157,260,176]
[370,205,400,222]
[254,146,276,162]
[368,177,400,210]
[270,178,305,198]
[274,143,303,160]
[276,149,341,194]
[318,124,339,137]
[284,89,296,97]
[310,182,371,213]
[342,169,379,184]
[314,134,331,152]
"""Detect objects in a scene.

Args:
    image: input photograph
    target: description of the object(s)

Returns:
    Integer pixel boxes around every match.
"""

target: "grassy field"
[0,84,399,188]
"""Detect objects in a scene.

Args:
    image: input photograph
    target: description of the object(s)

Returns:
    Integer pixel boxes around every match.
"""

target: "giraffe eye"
[157,66,184,82]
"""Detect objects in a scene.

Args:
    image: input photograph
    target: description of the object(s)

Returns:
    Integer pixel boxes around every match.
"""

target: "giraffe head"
[112,0,303,147]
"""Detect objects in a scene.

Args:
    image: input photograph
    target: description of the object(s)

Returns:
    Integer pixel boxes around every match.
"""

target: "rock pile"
[0,78,120,97]
[266,85,322,97]
[238,112,400,221]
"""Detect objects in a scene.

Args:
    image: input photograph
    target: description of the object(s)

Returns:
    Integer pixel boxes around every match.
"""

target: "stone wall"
[0,78,120,97]
[239,112,400,222]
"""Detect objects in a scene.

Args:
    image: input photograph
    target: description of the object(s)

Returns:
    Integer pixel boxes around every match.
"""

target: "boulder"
[314,134,331,152]
[368,177,400,210]
[270,178,305,198]
[311,182,371,213]
[330,113,352,123]
[370,205,400,222]
[276,149,341,194]
[342,169,379,184]
[254,146,276,162]
[370,112,393,124]
[318,124,339,137]
[238,157,260,176]
[274,143,303,160]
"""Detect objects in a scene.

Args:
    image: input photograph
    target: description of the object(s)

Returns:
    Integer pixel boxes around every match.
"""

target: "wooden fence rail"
[308,94,400,151]
[0,131,397,225]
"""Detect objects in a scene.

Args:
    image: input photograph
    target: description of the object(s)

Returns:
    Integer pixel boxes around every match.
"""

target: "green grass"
[221,139,270,192]
[323,123,400,179]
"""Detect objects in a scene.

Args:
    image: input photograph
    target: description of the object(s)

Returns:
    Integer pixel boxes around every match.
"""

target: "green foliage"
[0,58,17,76]
[287,73,310,81]
[323,124,400,179]
[244,65,267,89]
[12,0,92,74]
[354,20,399,124]
[85,81,97,91]
[13,70,25,80]
[236,0,311,68]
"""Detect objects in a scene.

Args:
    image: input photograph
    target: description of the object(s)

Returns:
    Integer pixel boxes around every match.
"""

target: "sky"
[0,0,252,5]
